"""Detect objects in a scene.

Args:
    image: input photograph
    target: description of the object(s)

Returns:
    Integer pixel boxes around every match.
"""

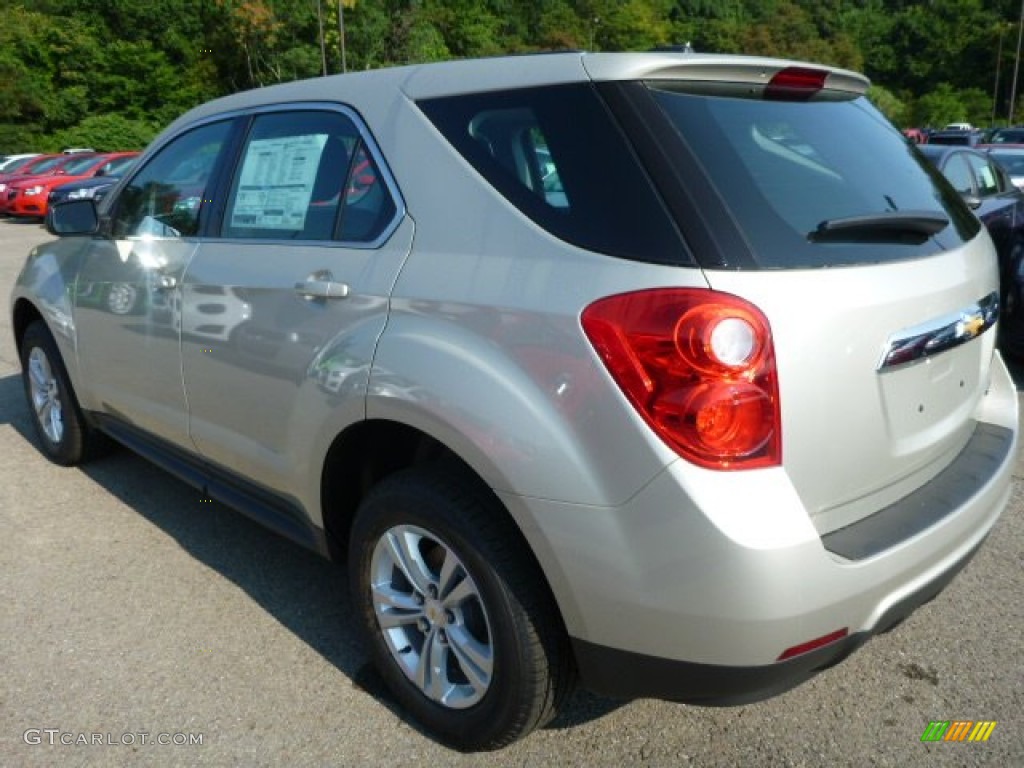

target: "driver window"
[112,121,232,239]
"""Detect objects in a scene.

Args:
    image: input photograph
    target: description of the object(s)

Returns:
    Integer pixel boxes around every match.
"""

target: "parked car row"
[901,124,1024,146]
[0,151,138,220]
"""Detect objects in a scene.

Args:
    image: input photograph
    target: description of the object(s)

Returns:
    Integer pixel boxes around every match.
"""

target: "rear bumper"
[502,355,1016,702]
[571,536,983,703]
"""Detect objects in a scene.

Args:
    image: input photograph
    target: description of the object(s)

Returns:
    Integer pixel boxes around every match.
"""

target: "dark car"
[988,126,1024,144]
[926,129,985,147]
[919,143,1024,354]
[47,154,138,207]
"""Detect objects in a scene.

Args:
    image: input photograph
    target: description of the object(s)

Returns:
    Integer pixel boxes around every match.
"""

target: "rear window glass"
[647,86,979,269]
[418,84,690,266]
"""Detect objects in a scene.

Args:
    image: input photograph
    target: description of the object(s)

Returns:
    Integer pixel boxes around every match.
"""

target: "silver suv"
[10,52,1018,750]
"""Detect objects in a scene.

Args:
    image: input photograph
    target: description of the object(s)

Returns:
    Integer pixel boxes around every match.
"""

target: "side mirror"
[46,199,100,236]
[961,193,982,210]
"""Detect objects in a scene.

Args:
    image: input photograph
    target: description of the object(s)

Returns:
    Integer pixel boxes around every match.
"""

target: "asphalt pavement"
[1,218,1021,767]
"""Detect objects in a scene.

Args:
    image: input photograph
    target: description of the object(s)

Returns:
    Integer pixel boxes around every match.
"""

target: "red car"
[4,152,137,219]
[0,154,67,205]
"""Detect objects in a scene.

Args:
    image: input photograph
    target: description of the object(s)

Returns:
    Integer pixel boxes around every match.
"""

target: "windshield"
[61,155,100,175]
[647,86,979,268]
[25,157,64,175]
[103,155,136,176]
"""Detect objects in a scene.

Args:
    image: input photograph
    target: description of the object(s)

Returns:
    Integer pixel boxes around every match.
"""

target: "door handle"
[294,278,350,299]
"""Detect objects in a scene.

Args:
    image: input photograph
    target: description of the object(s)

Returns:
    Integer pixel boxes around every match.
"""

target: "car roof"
[979,143,1024,152]
[162,52,870,136]
[917,144,985,160]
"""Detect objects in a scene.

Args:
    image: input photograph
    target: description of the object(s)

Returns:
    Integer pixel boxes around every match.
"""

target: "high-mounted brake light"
[582,288,781,470]
[765,66,828,101]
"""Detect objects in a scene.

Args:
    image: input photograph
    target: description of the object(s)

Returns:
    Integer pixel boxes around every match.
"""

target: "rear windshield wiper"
[808,211,949,244]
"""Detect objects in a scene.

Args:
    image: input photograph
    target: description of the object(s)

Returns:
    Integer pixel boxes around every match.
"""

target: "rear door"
[180,107,411,495]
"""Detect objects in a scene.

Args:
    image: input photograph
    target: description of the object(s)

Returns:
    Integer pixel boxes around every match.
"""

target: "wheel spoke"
[437,548,462,601]
[446,625,493,693]
[376,609,422,630]
[372,583,424,628]
[48,400,63,441]
[415,627,447,701]
[29,355,50,391]
[441,577,475,610]
[382,529,434,595]
[372,582,421,612]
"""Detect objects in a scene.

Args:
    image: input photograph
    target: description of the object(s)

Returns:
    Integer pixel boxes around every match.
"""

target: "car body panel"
[183,218,415,514]
[72,235,200,447]
[704,239,1000,533]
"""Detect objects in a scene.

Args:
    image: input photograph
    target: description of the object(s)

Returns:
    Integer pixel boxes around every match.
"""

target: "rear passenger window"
[223,110,397,243]
[419,85,690,265]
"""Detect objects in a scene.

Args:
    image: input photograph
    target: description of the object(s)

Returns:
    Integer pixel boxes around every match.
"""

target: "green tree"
[52,114,158,152]
[914,83,991,128]
[867,84,907,126]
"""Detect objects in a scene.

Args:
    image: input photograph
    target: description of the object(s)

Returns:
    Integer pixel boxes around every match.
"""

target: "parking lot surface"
[1,218,1022,766]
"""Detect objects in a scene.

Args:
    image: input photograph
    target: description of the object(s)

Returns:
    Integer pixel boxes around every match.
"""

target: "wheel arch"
[12,297,45,355]
[318,418,576,643]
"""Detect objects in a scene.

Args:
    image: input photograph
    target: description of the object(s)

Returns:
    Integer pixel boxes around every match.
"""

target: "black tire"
[19,320,108,465]
[348,465,575,751]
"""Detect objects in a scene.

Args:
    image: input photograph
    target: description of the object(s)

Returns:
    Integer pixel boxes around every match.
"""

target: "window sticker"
[231,134,328,230]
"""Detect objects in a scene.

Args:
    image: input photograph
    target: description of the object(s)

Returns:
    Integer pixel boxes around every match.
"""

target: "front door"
[74,120,235,447]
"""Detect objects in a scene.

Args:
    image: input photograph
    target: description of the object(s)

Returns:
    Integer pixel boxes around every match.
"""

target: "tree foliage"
[2,0,1023,152]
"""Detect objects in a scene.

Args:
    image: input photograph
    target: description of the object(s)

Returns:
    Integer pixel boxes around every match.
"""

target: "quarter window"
[112,121,232,239]
[419,85,689,265]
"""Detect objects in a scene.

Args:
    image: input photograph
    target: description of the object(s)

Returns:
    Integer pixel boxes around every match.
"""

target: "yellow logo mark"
[958,313,985,339]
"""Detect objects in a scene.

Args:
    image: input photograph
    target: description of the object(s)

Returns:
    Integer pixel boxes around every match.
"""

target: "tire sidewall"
[20,323,85,465]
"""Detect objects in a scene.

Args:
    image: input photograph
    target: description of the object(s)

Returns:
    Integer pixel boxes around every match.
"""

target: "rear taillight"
[581,288,780,470]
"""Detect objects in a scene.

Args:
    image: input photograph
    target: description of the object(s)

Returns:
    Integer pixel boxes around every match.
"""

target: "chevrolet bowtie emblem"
[878,292,999,370]
[957,312,986,340]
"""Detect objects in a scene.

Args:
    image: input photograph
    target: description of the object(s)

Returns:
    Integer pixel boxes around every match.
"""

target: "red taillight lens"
[581,289,780,470]
[777,628,849,661]
[765,66,828,101]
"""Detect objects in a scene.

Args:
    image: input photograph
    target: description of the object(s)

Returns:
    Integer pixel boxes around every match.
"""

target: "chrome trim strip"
[877,292,999,371]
